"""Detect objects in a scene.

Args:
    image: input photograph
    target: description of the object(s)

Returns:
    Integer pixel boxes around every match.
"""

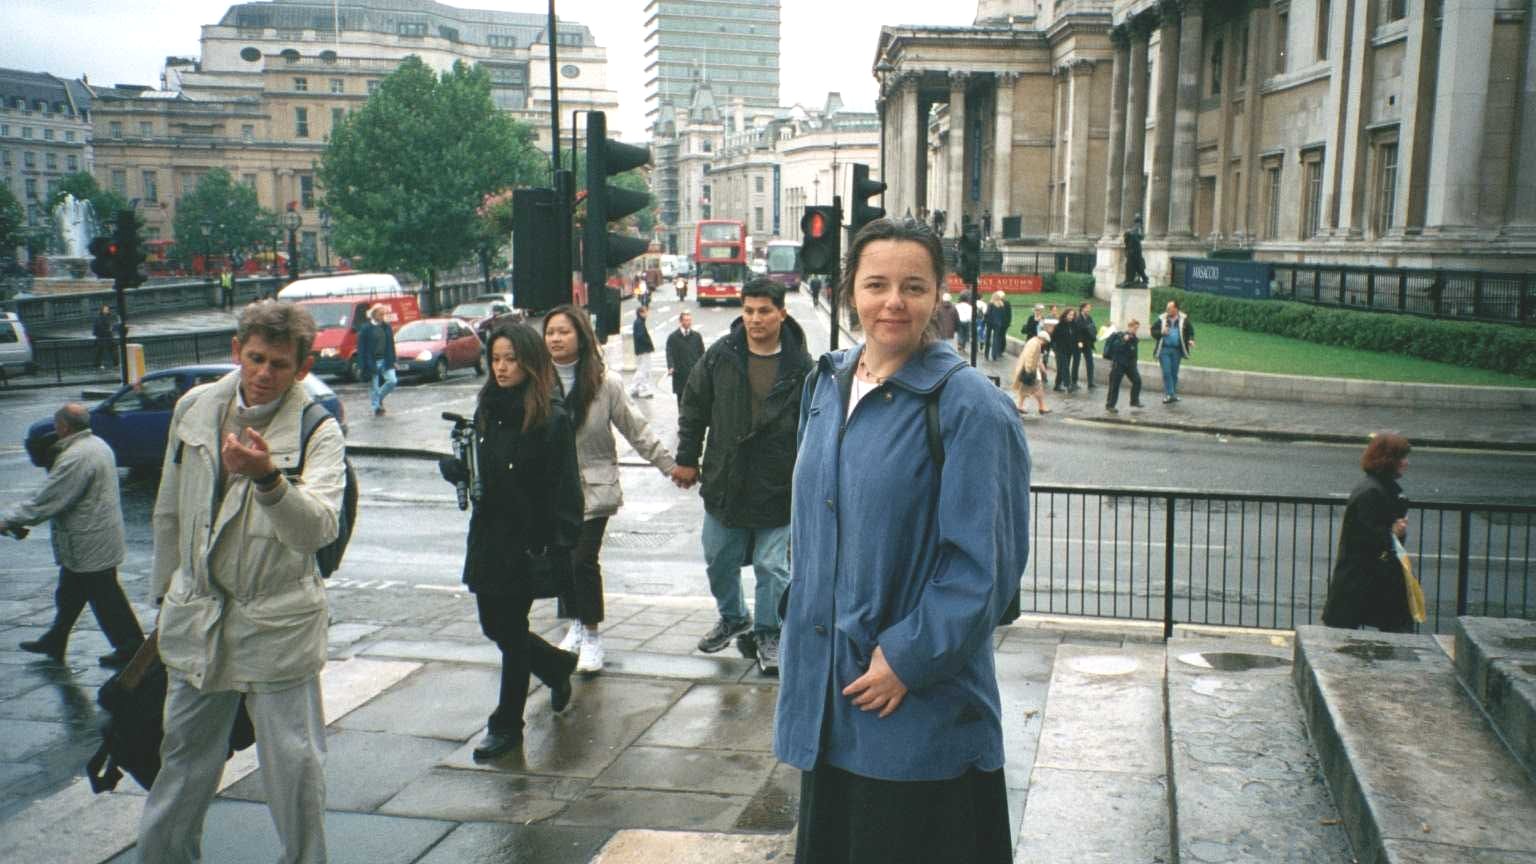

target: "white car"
[0,312,35,378]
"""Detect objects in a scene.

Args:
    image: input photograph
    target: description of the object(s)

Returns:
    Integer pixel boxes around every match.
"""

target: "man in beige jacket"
[139,301,345,864]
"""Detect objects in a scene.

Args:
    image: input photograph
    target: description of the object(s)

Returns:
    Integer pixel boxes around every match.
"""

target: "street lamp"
[267,223,281,287]
[283,204,302,283]
[813,176,820,206]
[318,208,333,271]
[198,218,213,277]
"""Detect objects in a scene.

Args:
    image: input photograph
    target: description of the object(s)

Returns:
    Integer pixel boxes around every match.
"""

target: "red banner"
[944,273,1043,293]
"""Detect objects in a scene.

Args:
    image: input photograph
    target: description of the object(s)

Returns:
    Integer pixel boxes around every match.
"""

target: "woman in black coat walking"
[1051,307,1079,392]
[443,322,585,760]
[1322,433,1414,633]
[984,291,1012,361]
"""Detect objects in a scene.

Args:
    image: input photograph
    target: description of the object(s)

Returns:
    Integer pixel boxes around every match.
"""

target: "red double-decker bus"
[693,220,747,306]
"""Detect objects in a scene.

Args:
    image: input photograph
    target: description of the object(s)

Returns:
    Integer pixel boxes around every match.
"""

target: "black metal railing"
[27,330,238,385]
[1024,484,1535,638]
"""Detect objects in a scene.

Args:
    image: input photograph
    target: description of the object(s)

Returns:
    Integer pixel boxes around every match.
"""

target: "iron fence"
[1023,484,1535,637]
[27,330,238,385]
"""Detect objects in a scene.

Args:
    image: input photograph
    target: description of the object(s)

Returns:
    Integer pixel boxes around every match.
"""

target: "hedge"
[1153,287,1536,379]
[1046,272,1096,298]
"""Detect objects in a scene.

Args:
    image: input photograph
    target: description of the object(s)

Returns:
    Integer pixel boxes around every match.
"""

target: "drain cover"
[1177,651,1290,672]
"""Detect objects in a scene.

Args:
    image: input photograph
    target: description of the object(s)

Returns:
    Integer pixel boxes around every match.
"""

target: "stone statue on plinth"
[1122,215,1148,288]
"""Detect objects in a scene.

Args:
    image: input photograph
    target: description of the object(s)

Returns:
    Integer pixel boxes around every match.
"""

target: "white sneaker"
[557,621,584,653]
[576,631,604,673]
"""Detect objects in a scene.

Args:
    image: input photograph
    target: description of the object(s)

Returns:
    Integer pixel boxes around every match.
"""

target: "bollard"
[125,343,146,384]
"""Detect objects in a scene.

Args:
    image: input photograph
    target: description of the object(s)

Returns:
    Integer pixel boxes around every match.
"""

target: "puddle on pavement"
[1068,654,1140,676]
[1502,636,1536,652]
[1176,652,1290,672]
[1337,642,1424,663]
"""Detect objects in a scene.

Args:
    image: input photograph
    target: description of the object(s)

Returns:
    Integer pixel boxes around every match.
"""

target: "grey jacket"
[7,430,126,572]
[568,371,676,520]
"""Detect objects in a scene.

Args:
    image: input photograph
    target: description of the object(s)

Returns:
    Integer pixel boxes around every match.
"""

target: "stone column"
[1065,60,1095,238]
[1148,3,1182,238]
[947,71,968,235]
[1333,0,1377,236]
[1425,0,1495,232]
[1236,10,1265,242]
[1510,2,1536,229]
[992,72,1017,233]
[899,74,922,221]
[1102,30,1130,239]
[1121,19,1152,230]
[1168,0,1204,238]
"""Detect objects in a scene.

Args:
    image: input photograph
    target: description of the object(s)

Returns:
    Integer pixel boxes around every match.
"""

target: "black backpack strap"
[924,389,944,479]
[284,401,334,479]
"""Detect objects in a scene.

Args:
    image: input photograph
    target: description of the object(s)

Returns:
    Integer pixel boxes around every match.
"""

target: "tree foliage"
[172,168,274,265]
[0,184,26,256]
[47,172,129,235]
[319,57,545,283]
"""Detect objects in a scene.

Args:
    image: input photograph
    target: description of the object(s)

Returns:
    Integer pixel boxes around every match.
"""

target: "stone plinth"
[1092,240,1122,302]
[1110,286,1151,332]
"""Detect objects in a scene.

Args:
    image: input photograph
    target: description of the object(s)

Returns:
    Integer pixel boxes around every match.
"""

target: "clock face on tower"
[560,64,580,79]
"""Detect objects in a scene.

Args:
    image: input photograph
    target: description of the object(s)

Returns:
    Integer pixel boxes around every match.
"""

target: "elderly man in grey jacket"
[2,403,144,667]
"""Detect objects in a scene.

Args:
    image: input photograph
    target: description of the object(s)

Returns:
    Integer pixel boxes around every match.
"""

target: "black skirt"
[796,760,1012,864]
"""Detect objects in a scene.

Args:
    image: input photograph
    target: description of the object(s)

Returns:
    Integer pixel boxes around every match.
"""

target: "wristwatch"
[254,468,282,490]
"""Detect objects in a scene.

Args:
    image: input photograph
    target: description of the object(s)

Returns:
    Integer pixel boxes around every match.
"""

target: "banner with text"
[945,273,1044,293]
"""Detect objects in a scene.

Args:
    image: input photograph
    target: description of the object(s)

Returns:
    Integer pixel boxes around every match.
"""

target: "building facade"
[89,0,616,265]
[0,69,95,240]
[643,0,782,122]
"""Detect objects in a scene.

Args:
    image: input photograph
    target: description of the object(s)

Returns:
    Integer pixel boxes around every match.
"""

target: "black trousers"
[1106,361,1142,407]
[557,517,609,626]
[475,591,574,735]
[796,761,1012,864]
[42,566,143,651]
[93,337,117,368]
[1052,346,1074,390]
[1079,346,1095,388]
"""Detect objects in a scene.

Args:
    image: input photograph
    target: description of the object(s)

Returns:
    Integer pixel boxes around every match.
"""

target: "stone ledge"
[1454,617,1536,784]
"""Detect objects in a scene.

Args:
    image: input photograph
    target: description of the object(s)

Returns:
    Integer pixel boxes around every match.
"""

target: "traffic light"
[959,220,981,286]
[849,163,886,241]
[89,236,118,280]
[800,205,840,275]
[582,111,651,301]
[113,210,146,287]
[511,187,563,312]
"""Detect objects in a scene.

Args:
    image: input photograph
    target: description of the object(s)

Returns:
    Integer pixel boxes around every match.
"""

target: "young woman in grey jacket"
[543,305,678,673]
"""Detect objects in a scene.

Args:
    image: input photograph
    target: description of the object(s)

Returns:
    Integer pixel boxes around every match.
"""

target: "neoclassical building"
[876,0,1536,290]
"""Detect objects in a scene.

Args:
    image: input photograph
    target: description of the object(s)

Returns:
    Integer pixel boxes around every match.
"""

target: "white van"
[0,312,35,378]
[277,273,405,301]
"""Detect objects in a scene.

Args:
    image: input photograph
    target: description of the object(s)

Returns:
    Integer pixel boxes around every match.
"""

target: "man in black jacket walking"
[92,306,118,369]
[1104,319,1145,412]
[673,280,811,676]
[665,310,705,411]
[630,305,656,398]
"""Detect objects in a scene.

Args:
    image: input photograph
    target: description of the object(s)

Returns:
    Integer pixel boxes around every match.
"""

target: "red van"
[278,274,422,381]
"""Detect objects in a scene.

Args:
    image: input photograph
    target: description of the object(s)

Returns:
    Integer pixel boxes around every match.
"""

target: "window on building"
[702,139,712,153]
[43,127,54,141]
[330,78,344,94]
[1375,141,1398,235]
[242,173,257,188]
[1264,163,1282,239]
[0,124,7,137]
[66,154,77,171]
[331,107,344,130]
[295,107,309,138]
[300,175,315,209]
[242,124,255,142]
[294,77,308,92]
[45,152,56,170]
[398,21,427,37]
[25,178,37,199]
[22,126,32,139]
[111,169,126,196]
[1274,8,1290,74]
[1301,149,1324,237]
[1209,38,1224,96]
[1320,0,1333,60]
[23,151,34,168]
[0,150,9,167]
[143,170,158,202]
[754,175,764,193]
[1386,0,1406,21]
[557,31,582,46]
[367,80,380,95]
[64,130,75,142]
[47,178,60,199]
[489,34,517,48]
[109,121,122,138]
[139,121,152,136]
[754,207,764,231]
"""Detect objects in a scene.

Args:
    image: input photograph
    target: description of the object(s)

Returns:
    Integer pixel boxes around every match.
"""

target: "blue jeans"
[701,512,788,636]
[370,361,398,411]
[1159,350,1182,398]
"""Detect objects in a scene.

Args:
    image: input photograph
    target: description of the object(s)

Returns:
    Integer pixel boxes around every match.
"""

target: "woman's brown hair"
[1360,431,1411,474]
[542,305,604,428]
[480,322,554,433]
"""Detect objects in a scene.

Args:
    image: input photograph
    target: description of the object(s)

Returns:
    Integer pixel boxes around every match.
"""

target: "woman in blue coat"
[774,218,1032,864]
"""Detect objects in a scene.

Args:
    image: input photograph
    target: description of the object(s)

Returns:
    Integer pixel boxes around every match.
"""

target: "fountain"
[24,194,113,292]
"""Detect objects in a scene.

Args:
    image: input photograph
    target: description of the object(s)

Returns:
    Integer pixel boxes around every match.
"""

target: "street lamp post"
[283,205,302,284]
[267,224,281,294]
[813,176,820,206]
[319,209,333,271]
[199,218,216,306]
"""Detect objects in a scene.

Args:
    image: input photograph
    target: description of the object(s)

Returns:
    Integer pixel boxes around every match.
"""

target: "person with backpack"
[1103,319,1144,413]
[139,300,346,864]
[777,218,1031,864]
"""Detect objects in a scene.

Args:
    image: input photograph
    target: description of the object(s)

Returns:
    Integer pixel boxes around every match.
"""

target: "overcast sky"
[3,0,975,140]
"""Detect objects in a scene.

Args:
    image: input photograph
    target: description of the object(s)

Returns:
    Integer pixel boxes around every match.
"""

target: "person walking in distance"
[666,309,706,412]
[3,403,145,667]
[1012,319,1054,416]
[674,279,812,675]
[92,305,118,370]
[629,305,656,398]
[1103,319,1145,413]
[777,218,1031,864]
[1051,307,1079,392]
[544,306,677,674]
[934,292,959,343]
[357,304,398,417]
[1323,433,1416,633]
[954,292,973,352]
[1021,303,1045,340]
[139,301,346,864]
[1076,301,1099,392]
[439,323,584,760]
[984,291,1012,362]
[1150,300,1196,403]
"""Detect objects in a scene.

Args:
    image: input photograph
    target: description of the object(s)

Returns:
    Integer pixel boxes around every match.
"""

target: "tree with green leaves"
[0,185,25,261]
[319,57,546,292]
[172,168,273,272]
[47,172,129,236]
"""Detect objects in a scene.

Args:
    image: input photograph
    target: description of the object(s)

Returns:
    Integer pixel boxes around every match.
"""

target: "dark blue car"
[24,364,346,470]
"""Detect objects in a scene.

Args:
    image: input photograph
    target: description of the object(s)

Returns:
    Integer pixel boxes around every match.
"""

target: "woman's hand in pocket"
[842,646,909,719]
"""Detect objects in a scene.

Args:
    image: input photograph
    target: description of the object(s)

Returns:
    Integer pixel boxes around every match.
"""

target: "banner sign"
[945,273,1044,293]
[1181,258,1273,299]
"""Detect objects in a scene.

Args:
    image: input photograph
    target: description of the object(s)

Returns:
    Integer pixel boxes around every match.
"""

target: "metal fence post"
[1456,508,1472,616]
[1164,495,1176,640]
[1397,271,1408,311]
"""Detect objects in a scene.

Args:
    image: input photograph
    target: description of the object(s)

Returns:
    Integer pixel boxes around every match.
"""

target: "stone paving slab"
[223,729,460,812]
[592,746,777,797]
[1454,616,1536,781]
[1294,626,1536,864]
[589,829,790,863]
[552,787,753,833]
[379,767,582,824]
[411,821,615,864]
[634,683,778,751]
[1167,636,1353,863]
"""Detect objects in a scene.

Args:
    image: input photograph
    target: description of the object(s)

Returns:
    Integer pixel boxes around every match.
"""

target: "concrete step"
[1294,625,1536,864]
[1454,616,1536,784]
[1166,636,1353,863]
[1015,643,1170,863]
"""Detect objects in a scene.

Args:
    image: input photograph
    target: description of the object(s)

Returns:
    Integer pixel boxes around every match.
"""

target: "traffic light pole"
[830,196,842,353]
[112,209,133,385]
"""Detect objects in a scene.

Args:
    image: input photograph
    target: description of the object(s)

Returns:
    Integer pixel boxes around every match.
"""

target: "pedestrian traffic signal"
[112,210,146,288]
[89,236,118,280]
[959,221,981,286]
[583,110,651,299]
[800,205,840,275]
[849,163,886,241]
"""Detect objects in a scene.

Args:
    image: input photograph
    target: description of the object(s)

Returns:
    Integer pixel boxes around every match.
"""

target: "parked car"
[472,292,516,307]
[0,312,36,380]
[449,300,519,341]
[393,317,484,382]
[23,364,345,470]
